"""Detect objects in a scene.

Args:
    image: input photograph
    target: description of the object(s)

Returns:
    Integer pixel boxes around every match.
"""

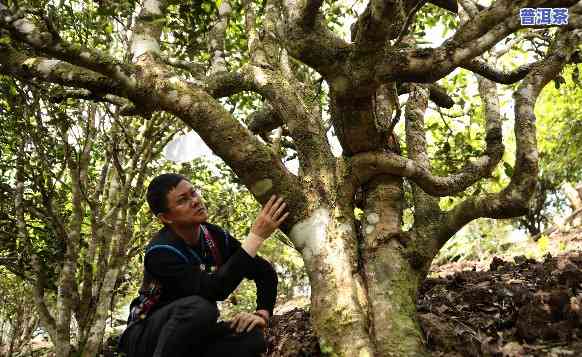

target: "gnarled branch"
[350,148,500,197]
[248,106,284,136]
[352,0,420,51]
[236,65,334,174]
[398,83,454,108]
[461,58,540,84]
[437,29,582,245]
[377,0,580,83]
[280,0,351,78]
[0,6,135,87]
[0,46,124,97]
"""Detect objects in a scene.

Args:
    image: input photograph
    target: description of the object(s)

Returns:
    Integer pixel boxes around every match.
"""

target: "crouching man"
[119,173,288,357]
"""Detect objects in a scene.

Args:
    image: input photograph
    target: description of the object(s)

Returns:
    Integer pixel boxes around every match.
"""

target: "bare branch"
[394,1,427,47]
[461,58,540,84]
[404,85,441,227]
[398,83,454,108]
[404,85,430,168]
[236,65,334,174]
[244,0,281,68]
[248,106,284,136]
[203,71,253,98]
[208,0,232,73]
[161,57,206,76]
[14,145,58,341]
[49,89,138,114]
[130,0,173,62]
[427,0,458,13]
[374,82,401,138]
[350,148,501,197]
[491,31,547,58]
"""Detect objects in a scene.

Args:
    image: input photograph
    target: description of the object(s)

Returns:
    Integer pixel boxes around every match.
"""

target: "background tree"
[527,67,582,232]
[0,268,39,357]
[1,0,581,356]
[0,74,181,356]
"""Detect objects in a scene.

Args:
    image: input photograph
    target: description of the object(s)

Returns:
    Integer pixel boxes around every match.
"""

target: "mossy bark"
[293,197,430,356]
[291,208,375,356]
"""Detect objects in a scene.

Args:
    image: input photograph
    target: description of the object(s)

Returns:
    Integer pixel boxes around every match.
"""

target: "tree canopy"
[1,0,581,356]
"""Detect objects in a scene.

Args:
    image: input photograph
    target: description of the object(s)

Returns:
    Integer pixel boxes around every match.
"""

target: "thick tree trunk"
[361,176,428,356]
[290,208,375,356]
[290,191,428,356]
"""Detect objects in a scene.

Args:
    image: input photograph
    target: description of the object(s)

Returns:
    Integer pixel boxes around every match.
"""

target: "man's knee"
[242,327,267,354]
[172,296,219,326]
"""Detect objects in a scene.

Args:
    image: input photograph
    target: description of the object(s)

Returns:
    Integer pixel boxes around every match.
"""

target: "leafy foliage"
[0,267,39,356]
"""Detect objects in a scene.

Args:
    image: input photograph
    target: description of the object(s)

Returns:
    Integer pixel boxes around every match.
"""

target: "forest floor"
[265,227,582,356]
[23,226,582,357]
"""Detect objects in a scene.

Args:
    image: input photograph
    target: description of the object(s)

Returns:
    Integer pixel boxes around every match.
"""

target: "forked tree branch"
[351,47,504,195]
[237,65,334,175]
[377,0,580,83]
[437,29,582,245]
[351,0,421,51]
[280,0,351,78]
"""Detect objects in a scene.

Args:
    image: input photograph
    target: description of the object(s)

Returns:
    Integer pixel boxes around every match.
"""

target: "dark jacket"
[131,222,278,317]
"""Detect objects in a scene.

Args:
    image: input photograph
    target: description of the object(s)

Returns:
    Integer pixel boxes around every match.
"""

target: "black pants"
[119,296,266,357]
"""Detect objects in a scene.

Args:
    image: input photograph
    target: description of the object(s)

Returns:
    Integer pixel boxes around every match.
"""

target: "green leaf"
[503,162,514,177]
[201,2,212,13]
[104,22,113,34]
[554,76,565,89]
[572,66,580,86]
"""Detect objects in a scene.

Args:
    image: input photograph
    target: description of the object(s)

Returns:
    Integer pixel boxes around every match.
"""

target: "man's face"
[159,179,209,226]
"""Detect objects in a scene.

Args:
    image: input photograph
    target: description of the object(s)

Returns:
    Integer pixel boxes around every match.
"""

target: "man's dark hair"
[146,173,188,215]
